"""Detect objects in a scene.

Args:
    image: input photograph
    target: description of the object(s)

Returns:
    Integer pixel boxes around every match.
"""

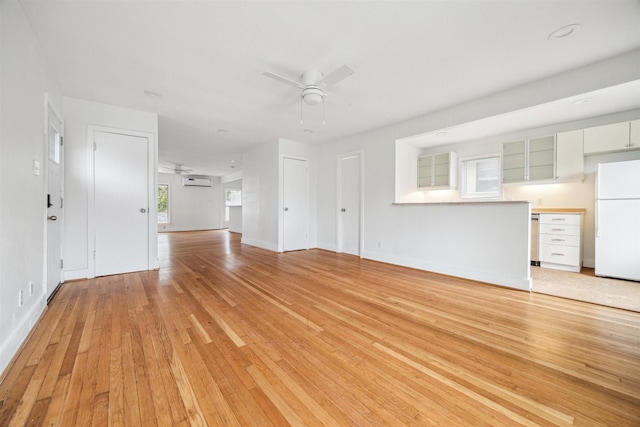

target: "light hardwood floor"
[1,230,639,426]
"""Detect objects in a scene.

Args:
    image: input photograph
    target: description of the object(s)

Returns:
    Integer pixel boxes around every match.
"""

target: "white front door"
[283,157,308,251]
[94,131,149,276]
[46,105,63,299]
[338,153,361,256]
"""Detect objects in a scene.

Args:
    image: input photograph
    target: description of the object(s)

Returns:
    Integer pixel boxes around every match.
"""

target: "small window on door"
[158,184,169,223]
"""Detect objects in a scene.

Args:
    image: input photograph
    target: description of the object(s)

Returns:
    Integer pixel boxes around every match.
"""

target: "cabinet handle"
[551,228,565,232]
[551,238,564,242]
[551,253,565,256]
[551,218,566,221]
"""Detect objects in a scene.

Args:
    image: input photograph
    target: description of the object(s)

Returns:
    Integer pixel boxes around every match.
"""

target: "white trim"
[241,237,279,252]
[0,298,47,376]
[459,152,502,200]
[362,250,532,291]
[63,269,89,281]
[336,150,364,257]
[87,125,158,277]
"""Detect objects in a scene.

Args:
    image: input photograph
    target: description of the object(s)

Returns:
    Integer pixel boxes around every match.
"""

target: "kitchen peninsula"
[389,200,531,291]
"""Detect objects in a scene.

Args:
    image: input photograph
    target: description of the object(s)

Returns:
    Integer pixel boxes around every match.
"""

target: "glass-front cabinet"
[502,140,526,182]
[418,152,457,189]
[503,136,555,183]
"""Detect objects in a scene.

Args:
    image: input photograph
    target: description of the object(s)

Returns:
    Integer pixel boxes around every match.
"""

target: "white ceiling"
[400,79,640,147]
[19,1,640,176]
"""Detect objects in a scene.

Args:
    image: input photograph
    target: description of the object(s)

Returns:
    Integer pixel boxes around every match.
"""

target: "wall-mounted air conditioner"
[182,177,212,187]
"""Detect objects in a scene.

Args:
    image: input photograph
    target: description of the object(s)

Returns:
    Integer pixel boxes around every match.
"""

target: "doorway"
[46,101,63,301]
[93,130,150,276]
[282,157,308,251]
[337,152,362,256]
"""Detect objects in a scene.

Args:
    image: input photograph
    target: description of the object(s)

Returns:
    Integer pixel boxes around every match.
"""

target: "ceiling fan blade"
[318,65,353,87]
[263,71,305,89]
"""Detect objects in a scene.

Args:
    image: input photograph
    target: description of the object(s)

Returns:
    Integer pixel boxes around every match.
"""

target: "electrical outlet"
[19,290,23,307]
[29,281,34,296]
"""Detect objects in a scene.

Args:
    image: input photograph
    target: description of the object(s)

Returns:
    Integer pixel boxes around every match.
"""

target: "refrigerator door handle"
[595,201,599,238]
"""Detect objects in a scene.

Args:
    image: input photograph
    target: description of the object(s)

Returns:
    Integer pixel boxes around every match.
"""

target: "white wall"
[242,139,279,250]
[158,173,222,232]
[242,138,318,252]
[317,125,532,290]
[0,1,62,374]
[63,97,158,280]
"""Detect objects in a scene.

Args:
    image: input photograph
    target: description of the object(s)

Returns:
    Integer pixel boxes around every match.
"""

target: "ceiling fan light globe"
[302,87,323,106]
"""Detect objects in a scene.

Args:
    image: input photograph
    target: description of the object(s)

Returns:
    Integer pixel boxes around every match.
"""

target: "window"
[460,155,501,199]
[225,189,242,206]
[158,184,169,223]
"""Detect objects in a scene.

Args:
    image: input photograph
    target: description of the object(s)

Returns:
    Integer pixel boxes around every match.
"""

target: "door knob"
[48,215,57,221]
[284,207,289,211]
[341,208,346,212]
[140,208,147,213]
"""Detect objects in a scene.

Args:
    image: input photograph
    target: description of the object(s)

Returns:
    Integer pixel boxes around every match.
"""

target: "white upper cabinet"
[418,152,457,189]
[528,136,555,180]
[630,119,640,149]
[556,129,584,180]
[503,136,555,183]
[583,122,631,154]
[502,140,526,183]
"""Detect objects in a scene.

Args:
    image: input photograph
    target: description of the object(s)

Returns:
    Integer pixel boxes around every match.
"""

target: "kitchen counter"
[393,201,529,206]
[532,208,586,214]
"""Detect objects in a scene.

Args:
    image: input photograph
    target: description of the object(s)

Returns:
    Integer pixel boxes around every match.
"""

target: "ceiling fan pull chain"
[300,97,304,125]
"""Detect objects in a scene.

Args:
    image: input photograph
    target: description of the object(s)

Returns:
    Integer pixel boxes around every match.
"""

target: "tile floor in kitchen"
[532,266,640,312]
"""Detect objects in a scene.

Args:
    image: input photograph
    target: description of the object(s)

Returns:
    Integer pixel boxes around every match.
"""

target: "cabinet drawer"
[539,223,580,236]
[540,234,580,247]
[539,214,581,226]
[540,244,580,266]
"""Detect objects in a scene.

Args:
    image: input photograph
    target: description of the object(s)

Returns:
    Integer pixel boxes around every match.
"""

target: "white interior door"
[283,157,308,251]
[46,105,63,299]
[94,131,149,276]
[339,153,361,256]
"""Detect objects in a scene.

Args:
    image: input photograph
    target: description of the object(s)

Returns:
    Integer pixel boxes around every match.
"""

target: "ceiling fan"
[159,164,193,174]
[263,65,354,108]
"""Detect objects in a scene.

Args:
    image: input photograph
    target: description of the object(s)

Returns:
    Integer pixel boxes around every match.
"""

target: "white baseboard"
[316,241,338,252]
[361,250,532,291]
[241,238,279,252]
[582,258,595,269]
[63,269,89,281]
[159,226,222,232]
[0,298,47,377]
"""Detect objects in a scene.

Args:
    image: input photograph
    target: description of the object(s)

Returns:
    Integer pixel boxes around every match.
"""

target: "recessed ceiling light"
[571,97,592,105]
[143,90,163,98]
[436,131,449,136]
[548,24,581,40]
[217,128,229,133]
[303,129,314,133]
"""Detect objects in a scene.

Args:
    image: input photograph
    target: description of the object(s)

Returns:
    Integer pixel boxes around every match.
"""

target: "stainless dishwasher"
[531,213,540,266]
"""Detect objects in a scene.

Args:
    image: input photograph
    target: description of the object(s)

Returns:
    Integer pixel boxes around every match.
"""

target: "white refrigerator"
[595,159,640,281]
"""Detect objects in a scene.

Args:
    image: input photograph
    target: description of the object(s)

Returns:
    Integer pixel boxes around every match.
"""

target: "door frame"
[336,150,364,256]
[280,155,309,252]
[43,93,64,301]
[87,125,157,278]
